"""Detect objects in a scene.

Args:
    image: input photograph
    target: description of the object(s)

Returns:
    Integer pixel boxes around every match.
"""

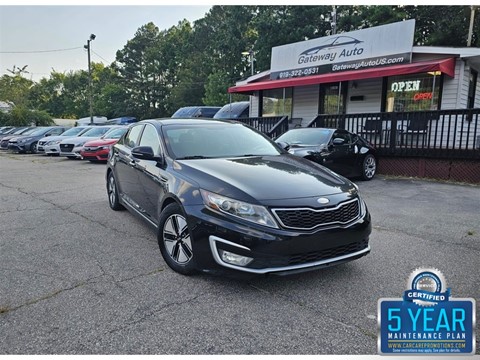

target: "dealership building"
[229,19,480,126]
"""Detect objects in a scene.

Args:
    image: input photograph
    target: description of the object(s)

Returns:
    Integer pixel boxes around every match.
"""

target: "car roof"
[139,118,235,126]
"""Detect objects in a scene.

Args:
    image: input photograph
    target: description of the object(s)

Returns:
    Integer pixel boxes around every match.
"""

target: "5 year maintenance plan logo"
[378,268,476,355]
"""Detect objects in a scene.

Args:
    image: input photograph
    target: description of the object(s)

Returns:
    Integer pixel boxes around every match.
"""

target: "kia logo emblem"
[317,197,329,204]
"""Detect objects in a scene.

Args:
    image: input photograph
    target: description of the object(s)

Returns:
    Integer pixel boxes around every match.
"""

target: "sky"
[0,5,213,82]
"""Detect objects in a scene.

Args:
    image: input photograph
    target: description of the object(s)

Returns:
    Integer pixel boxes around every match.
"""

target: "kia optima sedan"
[106,119,371,276]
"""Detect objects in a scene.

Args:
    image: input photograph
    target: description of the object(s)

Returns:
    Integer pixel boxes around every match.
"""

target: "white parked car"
[38,126,91,155]
[59,126,120,159]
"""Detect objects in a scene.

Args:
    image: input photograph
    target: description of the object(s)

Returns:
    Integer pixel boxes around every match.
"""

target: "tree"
[115,22,163,119]
[0,73,34,108]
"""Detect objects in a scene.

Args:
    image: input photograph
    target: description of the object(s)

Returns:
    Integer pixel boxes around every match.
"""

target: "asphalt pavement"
[0,151,479,355]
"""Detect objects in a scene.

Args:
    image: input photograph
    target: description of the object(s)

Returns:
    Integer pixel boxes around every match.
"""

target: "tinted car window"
[138,124,161,155]
[47,128,66,136]
[214,102,250,119]
[80,127,111,137]
[332,131,352,144]
[123,125,143,148]
[276,128,333,145]
[199,108,220,118]
[164,123,280,159]
[60,127,87,136]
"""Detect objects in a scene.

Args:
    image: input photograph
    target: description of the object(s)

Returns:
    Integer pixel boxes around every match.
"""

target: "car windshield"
[102,127,127,139]
[214,102,248,119]
[276,128,333,145]
[11,128,28,134]
[171,107,198,118]
[163,123,281,159]
[80,127,111,137]
[17,128,37,136]
[60,127,86,136]
[29,127,49,136]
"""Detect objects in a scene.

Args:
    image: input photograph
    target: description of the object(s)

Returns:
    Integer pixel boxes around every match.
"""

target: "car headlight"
[20,137,32,143]
[99,145,111,150]
[200,189,278,228]
[76,142,86,147]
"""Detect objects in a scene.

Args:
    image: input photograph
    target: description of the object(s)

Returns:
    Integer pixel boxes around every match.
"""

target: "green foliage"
[1,5,477,119]
[0,106,53,126]
[0,74,34,108]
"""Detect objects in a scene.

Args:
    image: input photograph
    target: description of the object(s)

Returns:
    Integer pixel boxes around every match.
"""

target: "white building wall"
[291,85,319,126]
[249,95,260,117]
[346,78,383,113]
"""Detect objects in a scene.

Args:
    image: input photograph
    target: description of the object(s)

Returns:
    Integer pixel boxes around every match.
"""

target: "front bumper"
[60,145,83,159]
[44,144,61,155]
[8,143,26,152]
[80,148,109,161]
[183,203,371,275]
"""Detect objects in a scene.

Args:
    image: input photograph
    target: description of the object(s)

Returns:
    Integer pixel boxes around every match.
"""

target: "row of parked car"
[171,102,250,120]
[0,125,129,162]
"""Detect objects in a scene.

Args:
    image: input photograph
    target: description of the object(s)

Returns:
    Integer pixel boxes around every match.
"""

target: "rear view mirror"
[132,146,164,165]
[275,141,290,150]
[332,138,345,146]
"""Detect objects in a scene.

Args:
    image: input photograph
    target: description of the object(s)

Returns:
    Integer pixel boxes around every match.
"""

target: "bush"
[1,107,53,126]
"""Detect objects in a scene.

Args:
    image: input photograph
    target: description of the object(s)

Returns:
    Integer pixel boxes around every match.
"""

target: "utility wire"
[91,50,113,64]
[0,46,83,54]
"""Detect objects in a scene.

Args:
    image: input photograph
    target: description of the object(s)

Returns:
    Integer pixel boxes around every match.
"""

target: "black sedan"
[276,128,377,180]
[106,119,371,276]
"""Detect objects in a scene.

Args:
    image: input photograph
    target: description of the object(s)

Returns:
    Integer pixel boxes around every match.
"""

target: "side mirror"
[45,133,52,137]
[275,141,290,150]
[132,146,164,164]
[332,138,345,146]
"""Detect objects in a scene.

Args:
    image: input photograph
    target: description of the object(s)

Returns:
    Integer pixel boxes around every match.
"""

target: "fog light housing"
[218,250,253,267]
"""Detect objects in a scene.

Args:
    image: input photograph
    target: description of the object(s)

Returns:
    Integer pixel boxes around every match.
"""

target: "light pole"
[242,49,254,76]
[467,6,478,46]
[84,34,96,124]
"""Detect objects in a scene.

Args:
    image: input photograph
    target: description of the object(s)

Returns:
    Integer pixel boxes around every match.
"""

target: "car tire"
[158,203,197,275]
[361,154,377,181]
[107,172,124,211]
[30,142,38,154]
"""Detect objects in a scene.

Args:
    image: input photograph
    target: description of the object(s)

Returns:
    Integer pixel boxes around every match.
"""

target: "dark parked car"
[213,101,250,119]
[0,127,36,150]
[276,128,378,180]
[106,119,371,276]
[8,126,68,153]
[171,106,221,119]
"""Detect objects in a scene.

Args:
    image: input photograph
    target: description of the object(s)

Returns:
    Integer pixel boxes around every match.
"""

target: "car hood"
[60,136,100,145]
[84,138,118,147]
[175,155,353,202]
[39,135,80,143]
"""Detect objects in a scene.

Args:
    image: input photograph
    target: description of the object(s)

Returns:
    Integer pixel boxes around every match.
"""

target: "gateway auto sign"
[270,19,415,80]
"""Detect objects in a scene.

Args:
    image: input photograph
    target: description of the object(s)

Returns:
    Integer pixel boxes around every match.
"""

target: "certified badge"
[378,268,476,355]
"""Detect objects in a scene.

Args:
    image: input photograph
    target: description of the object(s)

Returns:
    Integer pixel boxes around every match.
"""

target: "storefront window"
[385,73,441,112]
[261,88,292,117]
[319,82,347,115]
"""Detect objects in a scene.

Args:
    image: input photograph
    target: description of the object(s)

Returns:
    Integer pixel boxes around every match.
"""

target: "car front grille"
[60,144,74,152]
[272,198,360,230]
[83,146,99,152]
[250,238,369,269]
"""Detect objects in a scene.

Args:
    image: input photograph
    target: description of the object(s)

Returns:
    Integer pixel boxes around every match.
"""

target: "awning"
[228,57,455,94]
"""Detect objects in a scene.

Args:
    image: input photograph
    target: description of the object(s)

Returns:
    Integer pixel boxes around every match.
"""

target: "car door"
[112,124,145,210]
[323,130,356,176]
[133,124,167,225]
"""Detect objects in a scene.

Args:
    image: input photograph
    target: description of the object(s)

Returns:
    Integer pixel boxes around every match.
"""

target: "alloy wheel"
[363,155,376,180]
[163,214,193,264]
